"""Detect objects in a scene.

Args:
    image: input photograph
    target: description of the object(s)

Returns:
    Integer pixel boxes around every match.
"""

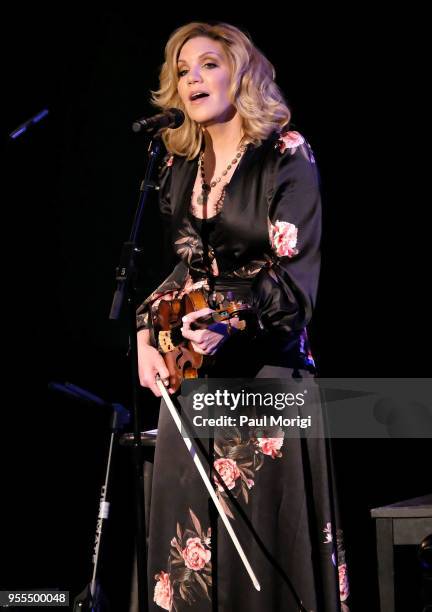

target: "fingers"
[190,340,207,355]
[148,376,164,397]
[181,325,207,342]
[155,361,175,396]
[140,359,174,397]
[149,370,175,397]
[189,333,223,355]
[182,307,214,324]
[181,308,231,355]
[181,309,217,343]
[151,373,170,397]
[156,359,170,384]
[142,369,164,397]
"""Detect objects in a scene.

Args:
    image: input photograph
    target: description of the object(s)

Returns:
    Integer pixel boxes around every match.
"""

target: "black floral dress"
[135,131,351,612]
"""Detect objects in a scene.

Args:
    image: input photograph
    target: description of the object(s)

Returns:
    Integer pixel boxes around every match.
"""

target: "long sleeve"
[251,134,321,335]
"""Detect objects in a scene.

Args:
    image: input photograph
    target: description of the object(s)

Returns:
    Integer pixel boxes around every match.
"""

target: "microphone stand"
[109,135,163,612]
[49,382,131,611]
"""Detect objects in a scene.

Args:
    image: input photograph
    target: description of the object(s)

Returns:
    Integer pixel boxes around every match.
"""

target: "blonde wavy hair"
[152,22,291,159]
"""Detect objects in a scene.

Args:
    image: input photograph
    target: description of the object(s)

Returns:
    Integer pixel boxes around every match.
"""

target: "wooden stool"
[371,494,432,611]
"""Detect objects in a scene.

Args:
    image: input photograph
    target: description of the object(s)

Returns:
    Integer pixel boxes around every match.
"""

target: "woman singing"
[135,21,350,612]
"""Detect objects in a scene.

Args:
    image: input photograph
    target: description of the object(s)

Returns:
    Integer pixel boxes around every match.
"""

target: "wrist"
[138,329,152,346]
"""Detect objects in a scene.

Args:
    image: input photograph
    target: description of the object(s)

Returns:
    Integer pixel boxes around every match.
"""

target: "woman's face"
[177,36,235,126]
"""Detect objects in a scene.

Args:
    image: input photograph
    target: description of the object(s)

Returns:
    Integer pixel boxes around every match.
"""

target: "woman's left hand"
[181,307,231,355]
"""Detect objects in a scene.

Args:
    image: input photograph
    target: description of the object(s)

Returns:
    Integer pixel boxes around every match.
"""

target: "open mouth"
[189,92,210,102]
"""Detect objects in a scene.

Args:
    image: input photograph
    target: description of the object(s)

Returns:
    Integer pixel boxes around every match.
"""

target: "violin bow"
[155,376,261,592]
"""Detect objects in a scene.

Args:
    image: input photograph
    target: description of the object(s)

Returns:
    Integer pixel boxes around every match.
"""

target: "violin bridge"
[158,331,176,353]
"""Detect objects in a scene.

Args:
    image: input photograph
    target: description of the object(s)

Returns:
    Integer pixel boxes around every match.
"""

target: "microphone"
[9,108,49,139]
[132,108,185,133]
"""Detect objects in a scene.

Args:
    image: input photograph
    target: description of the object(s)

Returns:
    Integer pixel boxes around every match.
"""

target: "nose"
[187,66,203,85]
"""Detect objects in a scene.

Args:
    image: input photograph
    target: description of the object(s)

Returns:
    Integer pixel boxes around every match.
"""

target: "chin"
[188,110,215,124]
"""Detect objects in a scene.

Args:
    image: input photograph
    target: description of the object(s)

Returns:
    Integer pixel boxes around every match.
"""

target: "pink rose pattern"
[269,220,299,258]
[182,537,211,571]
[276,130,305,154]
[338,563,349,602]
[213,457,241,491]
[268,130,319,261]
[154,571,173,610]
[276,130,315,164]
[213,428,284,519]
[154,509,211,611]
[256,435,284,459]
[323,522,350,607]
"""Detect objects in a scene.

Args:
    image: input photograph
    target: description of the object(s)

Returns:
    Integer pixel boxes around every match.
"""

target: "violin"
[150,289,253,392]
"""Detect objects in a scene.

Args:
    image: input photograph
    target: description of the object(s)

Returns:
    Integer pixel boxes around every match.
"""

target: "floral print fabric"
[154,509,212,611]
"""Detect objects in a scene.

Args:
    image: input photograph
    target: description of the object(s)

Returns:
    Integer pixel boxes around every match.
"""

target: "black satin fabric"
[150,132,321,371]
[132,136,351,612]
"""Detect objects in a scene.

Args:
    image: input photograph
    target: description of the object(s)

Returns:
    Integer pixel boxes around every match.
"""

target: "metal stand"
[109,136,163,612]
[49,382,130,612]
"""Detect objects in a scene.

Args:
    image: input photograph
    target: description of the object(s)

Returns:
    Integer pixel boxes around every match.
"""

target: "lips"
[189,91,210,101]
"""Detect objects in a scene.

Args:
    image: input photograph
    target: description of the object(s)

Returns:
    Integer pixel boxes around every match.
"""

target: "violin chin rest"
[158,330,176,353]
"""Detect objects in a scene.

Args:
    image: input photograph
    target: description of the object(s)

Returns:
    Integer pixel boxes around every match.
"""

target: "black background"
[2,5,430,611]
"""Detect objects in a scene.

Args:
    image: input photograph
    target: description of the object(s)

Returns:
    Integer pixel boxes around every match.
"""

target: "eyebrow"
[177,51,222,65]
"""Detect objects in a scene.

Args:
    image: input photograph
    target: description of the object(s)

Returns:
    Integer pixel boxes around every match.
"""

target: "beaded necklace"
[196,143,247,207]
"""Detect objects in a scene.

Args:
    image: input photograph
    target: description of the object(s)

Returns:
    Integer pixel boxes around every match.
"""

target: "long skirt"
[139,365,350,612]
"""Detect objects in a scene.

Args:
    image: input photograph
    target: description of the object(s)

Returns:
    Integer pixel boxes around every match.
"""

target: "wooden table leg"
[376,518,395,612]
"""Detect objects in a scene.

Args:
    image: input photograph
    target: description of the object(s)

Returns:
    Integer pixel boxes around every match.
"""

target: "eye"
[178,68,188,78]
[203,62,217,69]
